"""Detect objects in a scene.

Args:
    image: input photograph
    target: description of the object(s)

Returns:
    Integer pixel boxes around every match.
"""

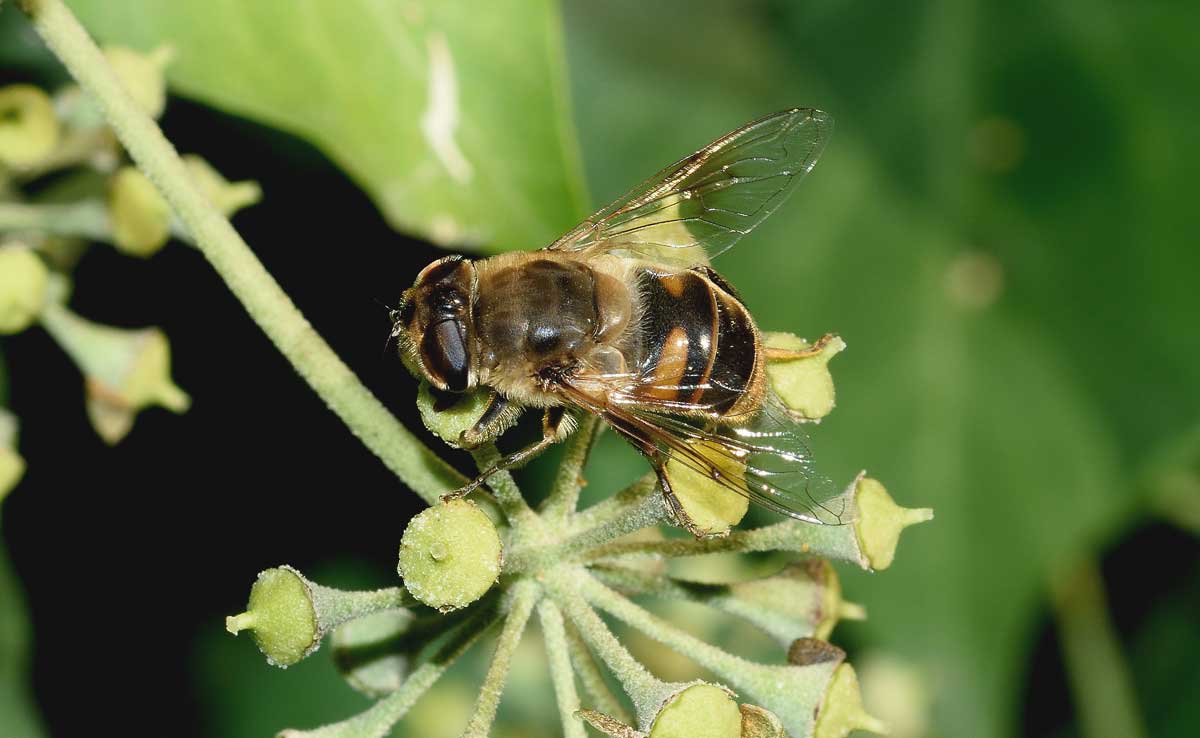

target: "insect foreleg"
[443,407,574,501]
[458,391,522,449]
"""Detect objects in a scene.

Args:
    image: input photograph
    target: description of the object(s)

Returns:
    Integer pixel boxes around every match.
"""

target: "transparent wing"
[561,374,853,525]
[547,108,832,266]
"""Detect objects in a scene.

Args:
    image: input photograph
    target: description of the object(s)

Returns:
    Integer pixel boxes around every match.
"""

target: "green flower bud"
[415,381,496,448]
[764,332,846,421]
[182,154,262,217]
[650,683,742,738]
[103,44,173,119]
[814,664,887,738]
[739,704,786,738]
[226,565,412,668]
[0,243,49,334]
[722,560,865,644]
[38,300,189,443]
[0,84,60,169]
[0,410,26,506]
[853,475,933,570]
[108,166,171,257]
[663,441,749,537]
[226,566,318,668]
[397,499,502,612]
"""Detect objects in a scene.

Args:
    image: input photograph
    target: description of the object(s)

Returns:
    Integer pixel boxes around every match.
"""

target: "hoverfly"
[393,108,848,533]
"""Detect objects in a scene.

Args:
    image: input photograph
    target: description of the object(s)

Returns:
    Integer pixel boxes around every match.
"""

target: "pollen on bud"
[39,301,189,444]
[103,44,174,119]
[649,683,742,738]
[397,498,501,612]
[227,566,319,668]
[182,154,262,216]
[0,410,26,505]
[0,84,60,168]
[763,332,846,421]
[109,166,171,257]
[663,441,748,537]
[0,243,49,335]
[814,664,887,738]
[853,475,933,570]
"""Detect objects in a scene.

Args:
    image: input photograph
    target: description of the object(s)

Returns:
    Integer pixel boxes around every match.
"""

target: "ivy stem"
[0,200,111,241]
[566,472,656,535]
[22,0,462,505]
[277,603,499,738]
[540,415,600,523]
[548,569,676,730]
[564,613,635,725]
[461,580,540,738]
[537,599,588,738]
[470,446,543,535]
[579,572,841,736]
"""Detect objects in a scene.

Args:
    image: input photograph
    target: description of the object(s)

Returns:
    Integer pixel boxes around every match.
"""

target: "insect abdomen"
[634,268,761,417]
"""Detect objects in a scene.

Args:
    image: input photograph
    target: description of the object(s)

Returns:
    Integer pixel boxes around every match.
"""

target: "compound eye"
[422,318,470,391]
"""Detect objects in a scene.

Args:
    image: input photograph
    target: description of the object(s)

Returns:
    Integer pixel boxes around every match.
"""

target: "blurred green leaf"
[564,1,1200,736]
[66,0,590,251]
[0,543,45,738]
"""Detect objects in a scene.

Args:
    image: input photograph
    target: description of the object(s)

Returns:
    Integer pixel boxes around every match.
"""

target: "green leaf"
[66,0,590,251]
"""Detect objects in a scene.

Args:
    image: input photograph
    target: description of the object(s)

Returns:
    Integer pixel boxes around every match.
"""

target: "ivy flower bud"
[722,559,865,644]
[764,332,846,421]
[182,155,262,217]
[103,44,174,119]
[578,682,742,738]
[663,441,749,538]
[0,410,25,505]
[226,565,412,668]
[814,664,887,738]
[108,166,171,257]
[0,243,49,335]
[649,683,742,738]
[0,84,60,168]
[416,382,499,448]
[38,300,189,443]
[226,566,318,668]
[853,475,933,570]
[397,499,502,612]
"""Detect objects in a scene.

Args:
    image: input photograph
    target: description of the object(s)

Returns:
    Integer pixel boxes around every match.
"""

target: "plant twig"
[541,415,600,522]
[538,599,588,738]
[22,0,462,505]
[461,580,540,738]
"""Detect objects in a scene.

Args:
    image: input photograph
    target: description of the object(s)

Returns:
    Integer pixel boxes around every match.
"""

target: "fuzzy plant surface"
[11,2,934,736]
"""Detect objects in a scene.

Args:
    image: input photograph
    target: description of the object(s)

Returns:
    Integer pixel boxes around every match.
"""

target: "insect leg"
[762,332,840,361]
[444,407,572,500]
[458,392,522,449]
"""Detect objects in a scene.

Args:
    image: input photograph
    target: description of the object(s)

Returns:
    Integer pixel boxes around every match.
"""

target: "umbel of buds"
[226,330,923,738]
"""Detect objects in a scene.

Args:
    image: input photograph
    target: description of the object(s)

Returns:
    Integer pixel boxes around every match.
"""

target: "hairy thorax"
[472,252,635,406]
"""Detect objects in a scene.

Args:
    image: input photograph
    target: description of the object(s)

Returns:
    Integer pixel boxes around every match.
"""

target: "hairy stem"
[566,472,657,535]
[470,446,541,533]
[23,0,461,504]
[541,415,600,522]
[538,599,588,738]
[0,200,111,241]
[549,570,674,730]
[461,581,540,738]
[565,616,634,724]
